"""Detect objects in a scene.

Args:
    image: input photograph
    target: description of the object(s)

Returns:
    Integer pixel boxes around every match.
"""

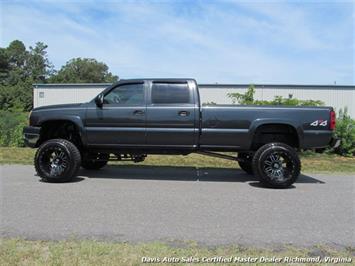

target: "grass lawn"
[1,147,354,173]
[0,239,353,266]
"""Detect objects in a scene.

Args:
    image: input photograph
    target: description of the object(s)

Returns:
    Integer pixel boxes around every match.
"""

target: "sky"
[0,0,354,84]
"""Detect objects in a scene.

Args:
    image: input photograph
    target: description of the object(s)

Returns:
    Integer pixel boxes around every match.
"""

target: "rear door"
[145,81,197,148]
[85,82,147,147]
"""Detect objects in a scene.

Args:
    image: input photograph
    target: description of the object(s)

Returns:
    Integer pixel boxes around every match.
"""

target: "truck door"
[85,82,147,146]
[145,81,197,149]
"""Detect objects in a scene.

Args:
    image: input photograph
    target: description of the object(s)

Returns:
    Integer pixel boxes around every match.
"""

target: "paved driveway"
[1,165,354,247]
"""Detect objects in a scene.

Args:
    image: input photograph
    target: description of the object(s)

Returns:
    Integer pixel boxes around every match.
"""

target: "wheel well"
[252,124,299,150]
[38,120,82,148]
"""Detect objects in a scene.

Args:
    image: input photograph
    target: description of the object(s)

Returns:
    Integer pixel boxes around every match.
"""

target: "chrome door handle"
[178,111,190,117]
[133,110,145,115]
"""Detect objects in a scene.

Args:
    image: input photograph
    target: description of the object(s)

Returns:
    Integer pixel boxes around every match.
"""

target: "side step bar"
[196,151,245,162]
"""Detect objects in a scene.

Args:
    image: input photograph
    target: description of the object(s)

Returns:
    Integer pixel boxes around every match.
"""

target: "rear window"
[151,83,191,104]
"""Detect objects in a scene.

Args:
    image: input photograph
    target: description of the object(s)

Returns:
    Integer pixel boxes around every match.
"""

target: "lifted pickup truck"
[24,79,338,188]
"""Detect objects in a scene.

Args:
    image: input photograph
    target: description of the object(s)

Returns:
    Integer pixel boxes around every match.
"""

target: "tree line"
[0,40,118,112]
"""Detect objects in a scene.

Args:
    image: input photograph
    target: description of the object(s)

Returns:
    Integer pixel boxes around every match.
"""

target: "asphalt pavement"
[1,164,354,247]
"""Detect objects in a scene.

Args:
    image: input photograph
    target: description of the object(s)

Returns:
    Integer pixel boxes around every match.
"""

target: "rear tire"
[252,142,301,188]
[35,139,81,182]
[81,153,109,170]
[238,152,253,174]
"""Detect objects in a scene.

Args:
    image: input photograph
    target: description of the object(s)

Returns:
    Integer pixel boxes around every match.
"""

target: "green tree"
[0,40,54,111]
[27,42,54,82]
[227,84,255,104]
[3,40,28,85]
[49,58,118,83]
[0,48,9,82]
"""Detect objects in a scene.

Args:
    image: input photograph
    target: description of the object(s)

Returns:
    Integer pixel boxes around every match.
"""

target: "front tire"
[35,139,81,182]
[252,143,301,188]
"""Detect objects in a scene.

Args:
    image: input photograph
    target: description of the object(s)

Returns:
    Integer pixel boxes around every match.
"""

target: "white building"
[33,83,355,117]
[33,83,111,108]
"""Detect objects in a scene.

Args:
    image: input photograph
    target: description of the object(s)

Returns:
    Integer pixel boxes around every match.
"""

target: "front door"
[145,81,197,148]
[85,82,146,147]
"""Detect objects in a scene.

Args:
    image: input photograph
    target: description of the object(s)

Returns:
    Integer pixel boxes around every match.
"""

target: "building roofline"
[33,83,113,87]
[199,84,355,89]
[33,82,355,90]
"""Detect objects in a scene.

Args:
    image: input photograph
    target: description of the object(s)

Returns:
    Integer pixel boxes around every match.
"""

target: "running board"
[196,151,243,162]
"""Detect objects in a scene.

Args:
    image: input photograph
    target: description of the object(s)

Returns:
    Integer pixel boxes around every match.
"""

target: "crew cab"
[23,79,339,188]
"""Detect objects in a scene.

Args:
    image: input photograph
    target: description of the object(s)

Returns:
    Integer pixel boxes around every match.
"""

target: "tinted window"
[151,83,190,104]
[104,83,144,105]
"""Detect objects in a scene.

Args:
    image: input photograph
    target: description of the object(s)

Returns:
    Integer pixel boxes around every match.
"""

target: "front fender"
[38,115,87,146]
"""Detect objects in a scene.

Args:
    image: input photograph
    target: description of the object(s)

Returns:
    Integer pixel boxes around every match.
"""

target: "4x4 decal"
[310,120,328,127]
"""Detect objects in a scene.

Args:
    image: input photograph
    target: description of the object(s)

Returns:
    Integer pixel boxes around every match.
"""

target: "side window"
[104,83,144,105]
[151,83,191,104]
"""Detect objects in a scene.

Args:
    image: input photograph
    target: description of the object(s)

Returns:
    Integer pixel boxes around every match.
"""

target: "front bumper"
[23,126,41,148]
[329,137,340,148]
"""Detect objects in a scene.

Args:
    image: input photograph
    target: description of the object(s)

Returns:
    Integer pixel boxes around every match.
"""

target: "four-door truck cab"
[24,79,339,188]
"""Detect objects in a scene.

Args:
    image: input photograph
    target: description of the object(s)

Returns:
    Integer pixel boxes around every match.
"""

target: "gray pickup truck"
[24,79,338,188]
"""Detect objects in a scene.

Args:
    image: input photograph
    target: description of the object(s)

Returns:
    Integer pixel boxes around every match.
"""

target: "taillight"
[330,110,336,130]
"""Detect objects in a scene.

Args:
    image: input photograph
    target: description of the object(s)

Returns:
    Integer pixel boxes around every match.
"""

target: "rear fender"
[248,118,303,148]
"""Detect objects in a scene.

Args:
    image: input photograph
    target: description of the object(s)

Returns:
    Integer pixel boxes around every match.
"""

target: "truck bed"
[199,105,333,150]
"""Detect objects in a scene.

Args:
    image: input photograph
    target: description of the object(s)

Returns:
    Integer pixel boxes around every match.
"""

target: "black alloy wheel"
[252,142,301,188]
[35,139,81,182]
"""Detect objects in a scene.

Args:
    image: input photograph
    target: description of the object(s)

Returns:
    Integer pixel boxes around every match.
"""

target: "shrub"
[228,85,324,106]
[333,108,355,156]
[202,101,217,106]
[227,85,256,104]
[0,111,28,147]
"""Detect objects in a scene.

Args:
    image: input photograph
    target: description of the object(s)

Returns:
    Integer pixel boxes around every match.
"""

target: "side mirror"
[95,93,104,107]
